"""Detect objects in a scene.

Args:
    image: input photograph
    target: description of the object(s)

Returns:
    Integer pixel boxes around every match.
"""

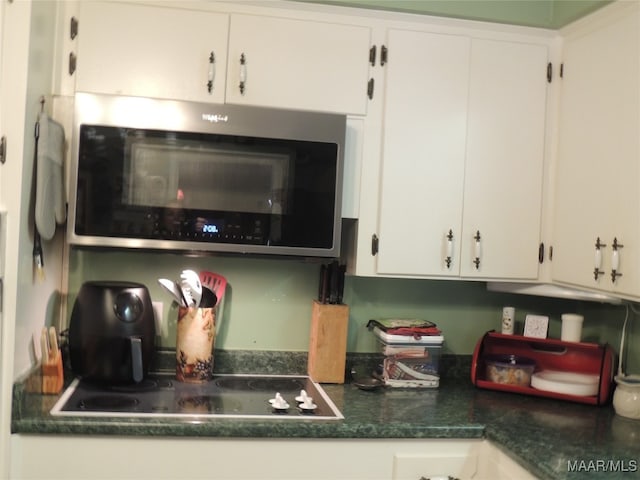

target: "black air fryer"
[69,281,156,384]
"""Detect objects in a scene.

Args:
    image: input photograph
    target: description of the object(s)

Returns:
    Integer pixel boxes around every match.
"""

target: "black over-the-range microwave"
[68,93,346,257]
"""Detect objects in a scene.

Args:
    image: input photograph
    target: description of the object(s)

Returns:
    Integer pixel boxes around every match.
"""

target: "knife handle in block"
[41,350,63,394]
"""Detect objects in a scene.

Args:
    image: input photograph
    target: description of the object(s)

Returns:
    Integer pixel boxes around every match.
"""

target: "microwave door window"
[75,123,340,254]
[76,126,159,238]
[127,142,179,207]
[179,148,290,215]
[179,148,290,245]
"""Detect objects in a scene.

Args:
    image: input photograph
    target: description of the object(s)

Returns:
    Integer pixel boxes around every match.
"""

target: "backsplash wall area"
[67,249,635,371]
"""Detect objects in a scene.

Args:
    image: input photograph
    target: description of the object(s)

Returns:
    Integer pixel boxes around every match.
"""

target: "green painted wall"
[68,249,637,373]
[551,0,615,28]
[299,0,612,28]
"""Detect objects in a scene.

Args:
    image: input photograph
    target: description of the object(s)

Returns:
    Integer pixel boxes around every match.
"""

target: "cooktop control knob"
[268,392,289,412]
[296,389,317,413]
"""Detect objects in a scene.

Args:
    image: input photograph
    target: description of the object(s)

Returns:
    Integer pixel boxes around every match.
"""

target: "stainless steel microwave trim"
[68,92,346,257]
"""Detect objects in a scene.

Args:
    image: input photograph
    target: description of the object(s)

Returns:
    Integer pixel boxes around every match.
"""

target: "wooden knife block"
[307,300,349,383]
[42,351,64,394]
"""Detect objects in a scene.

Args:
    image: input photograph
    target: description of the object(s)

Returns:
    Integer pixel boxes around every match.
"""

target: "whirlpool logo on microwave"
[202,113,229,123]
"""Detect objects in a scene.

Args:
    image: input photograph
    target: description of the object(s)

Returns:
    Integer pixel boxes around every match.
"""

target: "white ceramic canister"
[613,375,640,420]
[561,313,584,342]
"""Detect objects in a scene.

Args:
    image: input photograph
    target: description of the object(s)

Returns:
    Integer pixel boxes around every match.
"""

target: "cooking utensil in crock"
[180,269,202,307]
[199,286,217,308]
[200,271,227,306]
[158,278,186,306]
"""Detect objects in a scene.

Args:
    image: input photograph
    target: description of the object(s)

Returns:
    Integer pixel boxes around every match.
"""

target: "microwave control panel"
[149,211,268,245]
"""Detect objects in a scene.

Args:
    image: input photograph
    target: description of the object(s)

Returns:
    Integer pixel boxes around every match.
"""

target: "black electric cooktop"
[51,373,343,420]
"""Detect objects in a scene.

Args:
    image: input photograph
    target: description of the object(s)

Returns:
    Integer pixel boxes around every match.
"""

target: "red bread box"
[471,331,615,405]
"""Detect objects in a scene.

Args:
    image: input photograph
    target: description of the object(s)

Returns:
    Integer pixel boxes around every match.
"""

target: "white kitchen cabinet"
[376,29,470,277]
[342,117,365,219]
[11,435,484,479]
[225,14,371,115]
[393,441,536,480]
[459,39,548,279]
[74,3,371,115]
[476,441,537,480]
[12,435,539,479]
[75,1,230,104]
[375,28,548,280]
[377,30,471,275]
[552,1,640,298]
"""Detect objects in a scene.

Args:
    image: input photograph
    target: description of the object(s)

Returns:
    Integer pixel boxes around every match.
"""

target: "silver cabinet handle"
[593,237,606,280]
[239,53,247,95]
[473,230,481,269]
[207,51,216,94]
[611,237,624,283]
[445,229,454,269]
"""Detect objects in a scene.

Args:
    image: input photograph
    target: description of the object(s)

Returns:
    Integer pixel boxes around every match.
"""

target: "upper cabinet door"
[375,30,548,279]
[376,29,470,276]
[226,14,371,115]
[76,2,229,103]
[552,3,640,296]
[460,39,548,279]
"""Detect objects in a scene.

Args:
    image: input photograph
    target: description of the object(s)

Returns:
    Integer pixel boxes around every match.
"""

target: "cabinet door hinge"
[68,52,77,75]
[380,45,388,66]
[546,62,552,83]
[369,45,376,66]
[367,78,375,100]
[70,16,78,40]
[0,136,6,164]
[371,234,379,256]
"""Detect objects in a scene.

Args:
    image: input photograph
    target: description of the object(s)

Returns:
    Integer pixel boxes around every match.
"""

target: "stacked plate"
[531,371,600,396]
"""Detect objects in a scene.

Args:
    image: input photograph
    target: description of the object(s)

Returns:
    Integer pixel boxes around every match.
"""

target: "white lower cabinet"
[11,436,534,479]
[374,27,549,280]
[393,441,537,480]
[551,1,640,299]
[475,442,538,480]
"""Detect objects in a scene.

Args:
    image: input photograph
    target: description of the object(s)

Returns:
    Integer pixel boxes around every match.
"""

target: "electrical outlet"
[152,301,164,337]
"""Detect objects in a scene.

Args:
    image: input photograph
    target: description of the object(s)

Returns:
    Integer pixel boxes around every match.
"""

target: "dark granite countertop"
[11,352,640,480]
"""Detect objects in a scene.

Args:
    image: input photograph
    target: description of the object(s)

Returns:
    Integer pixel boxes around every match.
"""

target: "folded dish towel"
[366,318,442,337]
[35,112,66,240]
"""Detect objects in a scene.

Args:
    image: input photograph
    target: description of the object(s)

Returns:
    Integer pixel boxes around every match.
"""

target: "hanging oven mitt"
[35,112,66,240]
